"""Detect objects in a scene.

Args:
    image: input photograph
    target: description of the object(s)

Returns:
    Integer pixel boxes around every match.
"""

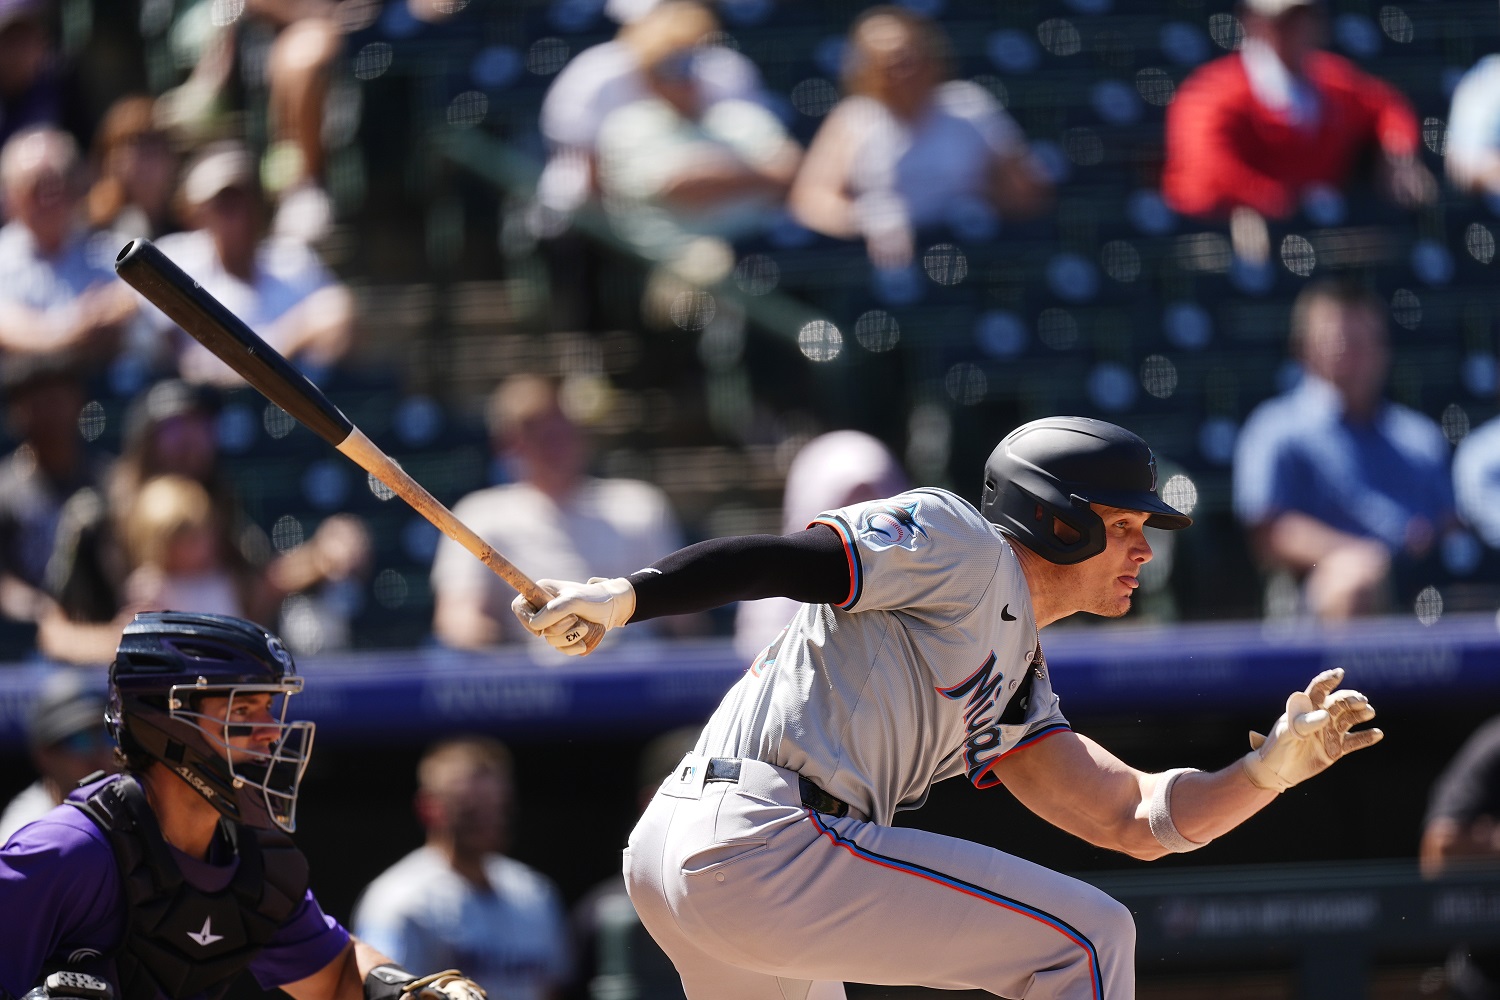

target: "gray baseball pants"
[624,755,1136,1000]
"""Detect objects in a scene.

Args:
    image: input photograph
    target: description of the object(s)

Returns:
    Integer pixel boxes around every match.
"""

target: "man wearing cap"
[0,126,137,358]
[143,140,354,387]
[0,669,116,842]
[1161,0,1435,220]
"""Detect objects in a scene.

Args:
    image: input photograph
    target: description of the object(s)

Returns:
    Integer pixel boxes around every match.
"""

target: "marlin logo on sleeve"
[860,501,925,551]
[935,652,1007,787]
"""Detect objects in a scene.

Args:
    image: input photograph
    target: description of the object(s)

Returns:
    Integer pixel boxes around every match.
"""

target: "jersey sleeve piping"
[972,724,1072,789]
[810,515,862,609]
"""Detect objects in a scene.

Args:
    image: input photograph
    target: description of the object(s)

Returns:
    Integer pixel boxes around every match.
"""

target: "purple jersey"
[0,776,349,999]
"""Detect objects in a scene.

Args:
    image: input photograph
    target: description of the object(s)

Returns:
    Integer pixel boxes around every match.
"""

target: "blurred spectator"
[591,4,799,245]
[247,1,343,243]
[734,430,908,661]
[242,0,471,242]
[122,474,246,617]
[0,353,105,634]
[566,726,697,1000]
[1421,715,1500,999]
[432,374,693,650]
[352,736,572,1000]
[1454,410,1500,551]
[1445,54,1500,198]
[0,668,115,842]
[788,5,1052,270]
[0,0,59,152]
[86,94,181,241]
[1162,0,1434,221]
[43,378,370,662]
[536,0,768,222]
[1233,278,1454,620]
[144,141,354,386]
[0,126,136,359]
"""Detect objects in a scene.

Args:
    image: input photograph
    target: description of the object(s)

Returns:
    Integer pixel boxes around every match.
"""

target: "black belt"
[704,757,850,819]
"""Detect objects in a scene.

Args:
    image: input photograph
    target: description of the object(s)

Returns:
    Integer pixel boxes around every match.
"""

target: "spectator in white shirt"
[145,141,354,386]
[1446,54,1500,198]
[789,6,1052,269]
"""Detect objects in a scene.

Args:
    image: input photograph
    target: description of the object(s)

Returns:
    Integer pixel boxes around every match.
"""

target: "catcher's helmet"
[980,416,1191,565]
[107,611,315,832]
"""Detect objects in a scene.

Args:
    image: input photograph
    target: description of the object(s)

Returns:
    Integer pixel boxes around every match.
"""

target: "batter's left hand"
[1242,668,1382,792]
[511,576,635,655]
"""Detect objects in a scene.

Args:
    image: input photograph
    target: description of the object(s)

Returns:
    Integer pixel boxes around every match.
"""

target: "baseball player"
[513,416,1383,999]
[0,611,486,1000]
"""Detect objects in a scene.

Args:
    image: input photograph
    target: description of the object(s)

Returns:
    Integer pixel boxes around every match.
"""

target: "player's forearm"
[1145,765,1278,853]
[629,527,848,622]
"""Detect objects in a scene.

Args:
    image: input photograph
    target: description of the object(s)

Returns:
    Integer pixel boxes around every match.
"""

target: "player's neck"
[141,765,223,860]
[1010,543,1071,629]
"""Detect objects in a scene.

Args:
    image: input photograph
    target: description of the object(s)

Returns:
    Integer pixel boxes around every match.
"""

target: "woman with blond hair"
[122,473,245,617]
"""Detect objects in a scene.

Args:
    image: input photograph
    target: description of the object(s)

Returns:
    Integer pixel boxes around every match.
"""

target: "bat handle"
[335,429,607,653]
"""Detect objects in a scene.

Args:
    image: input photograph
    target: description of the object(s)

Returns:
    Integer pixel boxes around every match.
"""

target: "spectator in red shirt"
[1161,0,1435,221]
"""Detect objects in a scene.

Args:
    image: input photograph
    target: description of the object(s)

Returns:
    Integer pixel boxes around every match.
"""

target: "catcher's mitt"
[399,972,487,1000]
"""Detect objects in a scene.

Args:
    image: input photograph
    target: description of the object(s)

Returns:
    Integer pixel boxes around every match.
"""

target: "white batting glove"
[511,577,636,656]
[1241,668,1383,792]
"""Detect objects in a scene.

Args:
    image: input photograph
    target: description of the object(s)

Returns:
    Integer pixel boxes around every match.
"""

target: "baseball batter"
[514,416,1383,999]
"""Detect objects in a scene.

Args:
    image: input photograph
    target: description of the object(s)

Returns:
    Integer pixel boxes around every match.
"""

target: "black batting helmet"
[108,611,315,832]
[980,416,1191,565]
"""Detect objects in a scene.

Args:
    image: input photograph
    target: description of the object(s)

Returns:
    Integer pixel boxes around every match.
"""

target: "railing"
[4,610,1497,749]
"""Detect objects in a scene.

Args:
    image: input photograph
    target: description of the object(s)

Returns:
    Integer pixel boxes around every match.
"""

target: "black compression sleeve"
[628,525,850,621]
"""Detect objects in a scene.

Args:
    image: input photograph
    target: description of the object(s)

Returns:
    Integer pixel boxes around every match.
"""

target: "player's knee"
[1090,894,1137,962]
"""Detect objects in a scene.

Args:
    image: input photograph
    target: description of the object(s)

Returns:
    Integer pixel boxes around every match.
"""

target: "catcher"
[515,416,1384,999]
[0,611,485,1000]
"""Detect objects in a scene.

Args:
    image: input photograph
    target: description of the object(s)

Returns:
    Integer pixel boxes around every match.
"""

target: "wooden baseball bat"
[113,237,603,651]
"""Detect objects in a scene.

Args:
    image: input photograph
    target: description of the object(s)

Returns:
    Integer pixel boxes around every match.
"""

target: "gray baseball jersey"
[695,487,1070,826]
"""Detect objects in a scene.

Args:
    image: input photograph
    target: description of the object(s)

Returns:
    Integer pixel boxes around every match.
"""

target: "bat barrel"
[114,238,355,447]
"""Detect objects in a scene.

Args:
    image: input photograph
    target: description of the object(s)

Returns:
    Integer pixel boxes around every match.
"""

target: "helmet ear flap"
[984,479,1105,564]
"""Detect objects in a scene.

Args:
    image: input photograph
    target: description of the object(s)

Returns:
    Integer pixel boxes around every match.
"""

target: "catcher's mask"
[107,611,315,832]
[980,416,1192,565]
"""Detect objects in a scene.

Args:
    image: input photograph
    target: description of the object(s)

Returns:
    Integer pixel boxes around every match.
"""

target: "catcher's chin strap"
[364,966,487,1000]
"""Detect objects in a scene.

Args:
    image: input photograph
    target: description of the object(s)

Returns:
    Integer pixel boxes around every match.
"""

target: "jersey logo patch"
[859,501,925,551]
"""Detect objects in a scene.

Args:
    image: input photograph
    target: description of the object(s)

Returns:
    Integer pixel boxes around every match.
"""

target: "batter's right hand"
[1241,668,1382,792]
[511,576,636,656]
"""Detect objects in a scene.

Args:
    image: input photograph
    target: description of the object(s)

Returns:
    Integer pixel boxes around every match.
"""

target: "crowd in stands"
[0,0,1488,667]
[0,0,1490,661]
[0,0,1488,641]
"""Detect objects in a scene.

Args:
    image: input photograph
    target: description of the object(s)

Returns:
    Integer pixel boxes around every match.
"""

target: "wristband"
[364,965,418,1000]
[1148,768,1209,853]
